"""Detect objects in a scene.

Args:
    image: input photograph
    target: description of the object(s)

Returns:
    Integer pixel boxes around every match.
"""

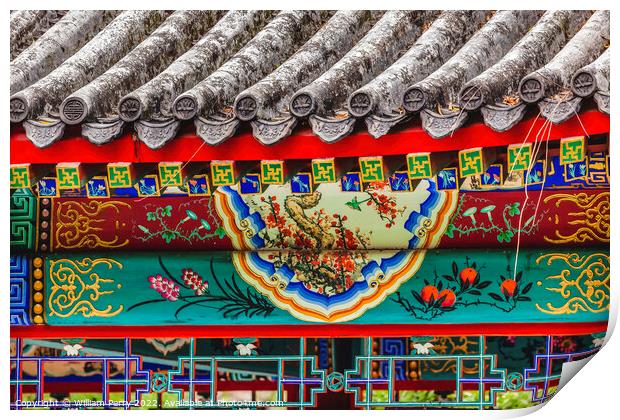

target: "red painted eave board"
[10,110,609,164]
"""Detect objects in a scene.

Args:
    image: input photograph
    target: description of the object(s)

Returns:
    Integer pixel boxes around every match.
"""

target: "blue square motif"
[87,178,108,197]
[138,177,158,196]
[291,173,312,194]
[341,173,362,192]
[188,176,210,195]
[481,165,502,186]
[38,178,58,197]
[526,161,545,185]
[437,169,458,190]
[564,159,587,181]
[240,175,261,195]
[389,172,410,191]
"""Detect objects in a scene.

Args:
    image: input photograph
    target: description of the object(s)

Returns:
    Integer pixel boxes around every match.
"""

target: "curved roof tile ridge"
[466,10,592,132]
[170,10,332,148]
[11,11,119,95]
[119,11,278,123]
[519,10,607,103]
[288,11,439,142]
[520,10,609,124]
[401,11,542,138]
[572,47,610,98]
[7,10,611,148]
[346,11,489,138]
[58,11,223,145]
[233,11,384,145]
[10,11,170,130]
[572,48,610,114]
[10,10,65,60]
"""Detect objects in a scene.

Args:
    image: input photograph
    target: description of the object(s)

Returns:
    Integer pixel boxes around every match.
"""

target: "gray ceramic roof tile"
[9,9,610,147]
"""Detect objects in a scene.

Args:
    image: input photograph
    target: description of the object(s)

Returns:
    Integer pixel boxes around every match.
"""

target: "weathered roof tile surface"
[9,9,610,148]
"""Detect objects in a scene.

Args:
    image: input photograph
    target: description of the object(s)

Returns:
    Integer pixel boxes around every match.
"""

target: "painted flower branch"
[256,194,374,296]
[126,257,274,320]
[345,181,407,228]
[392,257,533,320]
[445,195,545,243]
[136,205,226,244]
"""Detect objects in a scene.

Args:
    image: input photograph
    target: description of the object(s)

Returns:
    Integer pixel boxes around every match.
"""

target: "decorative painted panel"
[8,129,611,412]
[34,189,609,252]
[36,248,609,326]
[19,152,610,202]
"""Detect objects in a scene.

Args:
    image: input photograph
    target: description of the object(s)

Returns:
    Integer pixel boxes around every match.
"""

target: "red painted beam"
[11,322,607,339]
[10,110,609,164]
[10,130,139,165]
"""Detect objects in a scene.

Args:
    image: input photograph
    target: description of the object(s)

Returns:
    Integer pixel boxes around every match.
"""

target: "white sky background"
[1,1,618,418]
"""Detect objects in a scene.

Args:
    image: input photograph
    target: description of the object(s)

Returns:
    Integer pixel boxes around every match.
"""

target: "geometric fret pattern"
[56,164,82,190]
[107,163,134,188]
[10,338,150,409]
[406,153,432,179]
[158,162,184,187]
[458,148,484,177]
[10,189,36,251]
[521,335,599,404]
[10,256,30,326]
[345,337,506,409]
[260,160,285,185]
[8,153,606,199]
[312,159,336,184]
[211,161,236,187]
[9,144,607,200]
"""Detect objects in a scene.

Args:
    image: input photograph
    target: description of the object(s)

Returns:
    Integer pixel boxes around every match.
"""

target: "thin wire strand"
[135,135,211,203]
[511,88,582,279]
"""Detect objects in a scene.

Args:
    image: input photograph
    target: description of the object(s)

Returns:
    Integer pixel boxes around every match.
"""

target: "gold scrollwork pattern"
[55,200,131,250]
[535,253,609,315]
[48,258,123,318]
[543,192,610,244]
[421,336,480,374]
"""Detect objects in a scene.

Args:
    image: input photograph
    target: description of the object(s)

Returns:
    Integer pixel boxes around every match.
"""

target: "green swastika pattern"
[108,165,132,188]
[560,138,585,165]
[359,158,384,182]
[459,149,484,177]
[159,164,183,187]
[57,167,81,189]
[211,163,235,186]
[312,161,336,183]
[508,145,531,172]
[407,154,432,179]
[10,166,30,189]
[261,162,284,184]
